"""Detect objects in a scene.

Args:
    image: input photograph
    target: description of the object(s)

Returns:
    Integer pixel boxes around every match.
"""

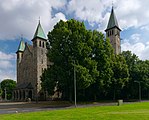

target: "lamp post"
[36,83,38,103]
[74,60,77,107]
[134,81,141,102]
[4,87,7,101]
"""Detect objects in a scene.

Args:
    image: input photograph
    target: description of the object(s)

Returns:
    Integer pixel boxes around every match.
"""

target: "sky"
[0,0,149,82]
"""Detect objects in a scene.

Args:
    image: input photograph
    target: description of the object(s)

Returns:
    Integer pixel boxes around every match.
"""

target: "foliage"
[41,19,149,101]
[122,51,149,99]
[1,79,16,100]
[110,54,129,99]
[41,19,99,100]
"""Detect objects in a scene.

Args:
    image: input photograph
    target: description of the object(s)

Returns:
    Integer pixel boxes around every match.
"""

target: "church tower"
[16,39,25,85]
[32,21,47,94]
[105,7,121,54]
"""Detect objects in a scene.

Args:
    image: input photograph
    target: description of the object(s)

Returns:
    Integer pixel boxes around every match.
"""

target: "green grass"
[1,102,149,120]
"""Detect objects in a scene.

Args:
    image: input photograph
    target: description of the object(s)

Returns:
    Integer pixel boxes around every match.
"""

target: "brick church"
[13,6,121,101]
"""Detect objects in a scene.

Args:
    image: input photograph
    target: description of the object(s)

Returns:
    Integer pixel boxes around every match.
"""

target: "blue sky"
[0,0,149,82]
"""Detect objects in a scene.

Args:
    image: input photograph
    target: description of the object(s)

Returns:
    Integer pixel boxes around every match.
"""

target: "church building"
[13,6,121,101]
[13,21,48,101]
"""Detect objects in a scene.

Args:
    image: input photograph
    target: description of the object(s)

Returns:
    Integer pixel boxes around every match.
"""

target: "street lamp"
[36,83,38,103]
[134,81,141,102]
[4,87,7,101]
[73,60,77,107]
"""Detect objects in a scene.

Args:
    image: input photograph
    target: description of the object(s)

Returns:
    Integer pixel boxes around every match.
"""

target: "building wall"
[33,38,47,93]
[106,28,121,54]
[17,46,33,86]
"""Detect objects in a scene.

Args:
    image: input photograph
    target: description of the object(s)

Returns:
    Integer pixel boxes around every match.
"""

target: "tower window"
[112,30,113,35]
[42,42,44,48]
[39,41,41,47]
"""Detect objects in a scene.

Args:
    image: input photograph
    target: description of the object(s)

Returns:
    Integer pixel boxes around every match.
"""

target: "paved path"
[0,101,117,114]
[0,101,72,114]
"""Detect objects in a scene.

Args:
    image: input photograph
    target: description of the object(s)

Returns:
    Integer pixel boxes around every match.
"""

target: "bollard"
[117,100,123,106]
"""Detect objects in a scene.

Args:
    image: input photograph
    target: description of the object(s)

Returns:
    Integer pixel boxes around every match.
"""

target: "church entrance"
[28,90,32,99]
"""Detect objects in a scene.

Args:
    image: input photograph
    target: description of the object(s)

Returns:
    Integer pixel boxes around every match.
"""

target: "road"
[0,101,117,114]
[0,101,71,114]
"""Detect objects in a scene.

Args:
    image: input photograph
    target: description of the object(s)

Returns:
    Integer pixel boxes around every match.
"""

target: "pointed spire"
[33,20,46,40]
[105,7,121,31]
[17,37,25,53]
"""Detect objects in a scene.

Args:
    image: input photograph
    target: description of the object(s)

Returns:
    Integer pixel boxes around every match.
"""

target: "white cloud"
[130,34,141,43]
[0,51,15,60]
[0,51,16,81]
[49,12,67,31]
[67,0,105,26]
[0,0,67,40]
[0,69,16,82]
[121,34,149,60]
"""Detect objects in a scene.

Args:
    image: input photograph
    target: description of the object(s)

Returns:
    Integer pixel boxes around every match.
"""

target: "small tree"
[1,79,16,100]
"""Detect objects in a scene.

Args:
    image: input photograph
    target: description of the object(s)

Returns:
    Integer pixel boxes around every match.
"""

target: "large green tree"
[41,19,99,100]
[41,20,131,101]
[89,31,114,100]
[1,79,16,100]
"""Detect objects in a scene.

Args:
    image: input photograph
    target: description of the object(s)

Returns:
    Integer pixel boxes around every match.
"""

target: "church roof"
[16,82,34,89]
[17,40,25,52]
[33,21,46,40]
[26,43,33,54]
[105,7,121,31]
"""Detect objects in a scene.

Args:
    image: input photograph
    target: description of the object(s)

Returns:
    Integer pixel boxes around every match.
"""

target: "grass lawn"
[1,102,149,120]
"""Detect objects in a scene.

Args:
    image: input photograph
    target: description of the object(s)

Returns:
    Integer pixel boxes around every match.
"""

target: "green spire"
[33,21,46,40]
[105,7,121,31]
[17,40,25,52]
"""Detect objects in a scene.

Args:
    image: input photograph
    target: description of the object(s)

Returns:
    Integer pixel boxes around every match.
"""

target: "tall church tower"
[32,21,47,94]
[105,7,121,54]
[16,39,25,85]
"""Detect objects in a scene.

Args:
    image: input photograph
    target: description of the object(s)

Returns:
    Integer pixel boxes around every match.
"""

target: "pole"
[36,83,38,103]
[74,60,77,107]
[139,82,141,102]
[5,87,7,101]
[134,81,141,102]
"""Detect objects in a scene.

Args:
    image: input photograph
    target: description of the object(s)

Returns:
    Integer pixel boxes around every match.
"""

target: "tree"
[1,79,16,100]
[110,55,129,100]
[89,31,114,100]
[41,20,134,101]
[121,51,140,99]
[133,60,149,98]
[0,84,2,100]
[41,19,99,100]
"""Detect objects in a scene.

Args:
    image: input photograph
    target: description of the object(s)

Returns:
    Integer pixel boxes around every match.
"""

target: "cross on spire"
[39,16,40,23]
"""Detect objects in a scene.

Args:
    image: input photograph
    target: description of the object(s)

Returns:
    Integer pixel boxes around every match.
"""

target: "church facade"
[13,7,121,101]
[13,21,48,101]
